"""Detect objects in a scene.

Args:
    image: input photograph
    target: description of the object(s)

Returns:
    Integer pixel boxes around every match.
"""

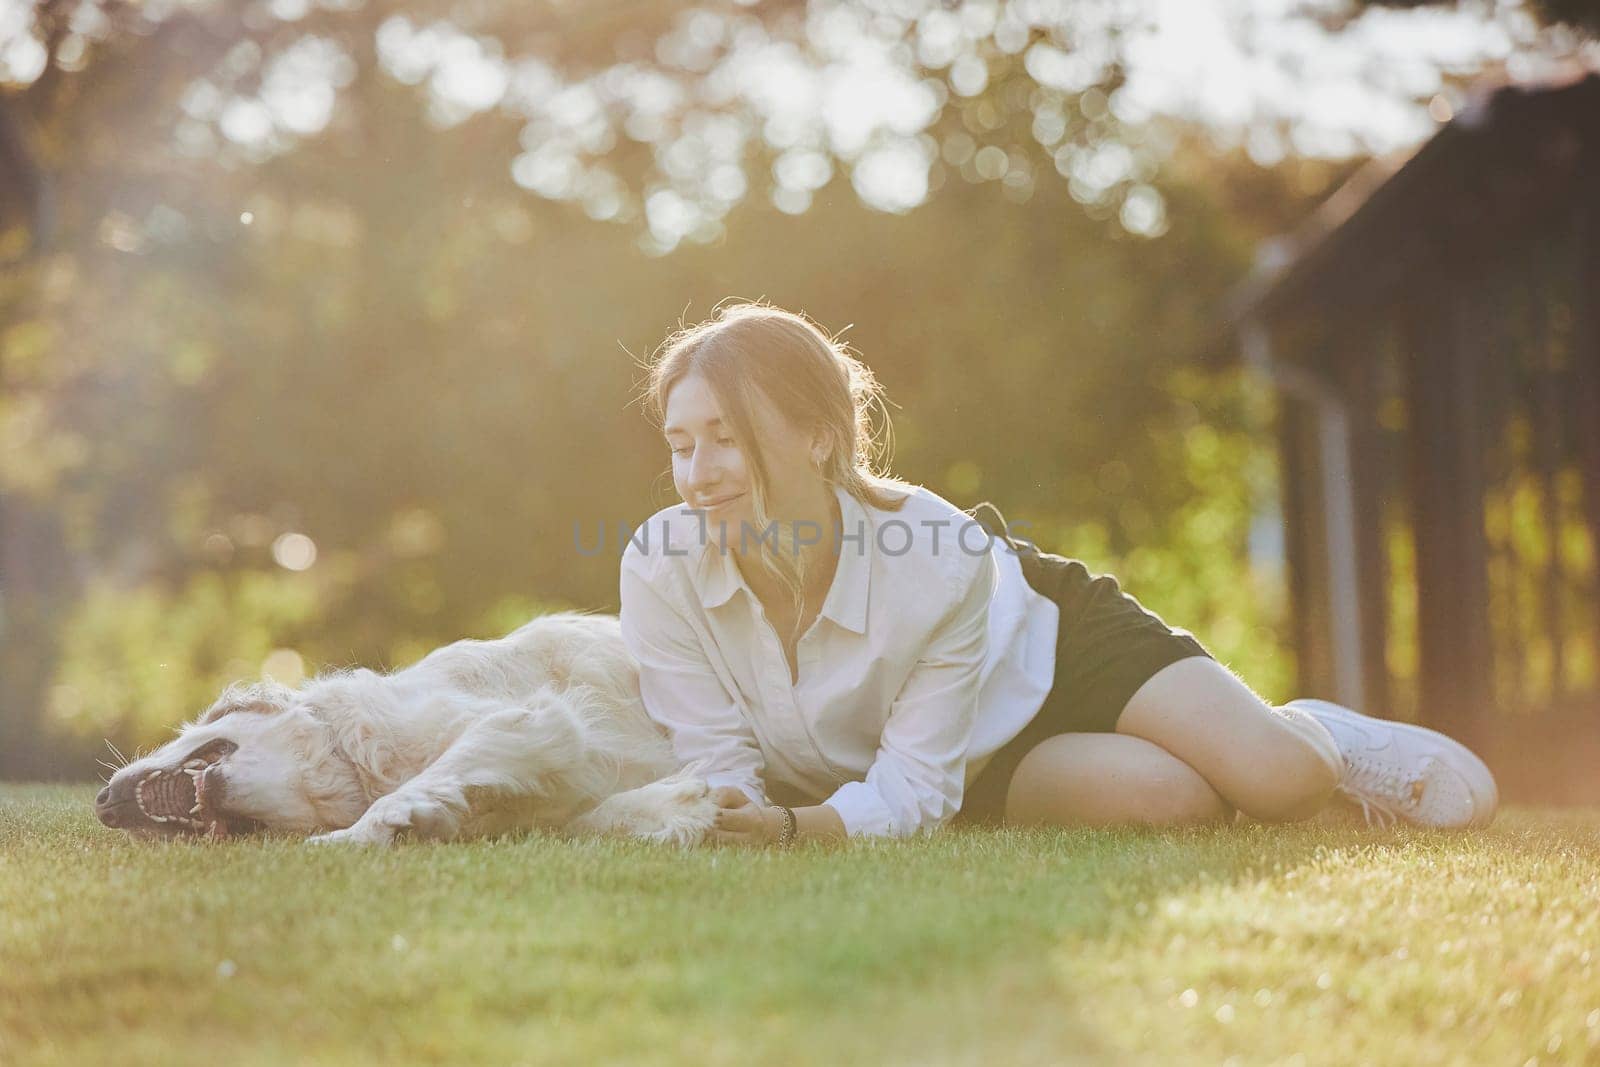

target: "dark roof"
[1226,71,1600,330]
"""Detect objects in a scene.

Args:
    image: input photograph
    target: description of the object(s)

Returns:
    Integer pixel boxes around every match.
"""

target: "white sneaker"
[1286,699,1498,829]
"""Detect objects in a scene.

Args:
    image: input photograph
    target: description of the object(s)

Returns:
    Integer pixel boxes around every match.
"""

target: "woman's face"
[662,373,824,542]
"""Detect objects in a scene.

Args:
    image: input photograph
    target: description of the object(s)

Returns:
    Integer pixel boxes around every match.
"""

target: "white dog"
[94,613,721,846]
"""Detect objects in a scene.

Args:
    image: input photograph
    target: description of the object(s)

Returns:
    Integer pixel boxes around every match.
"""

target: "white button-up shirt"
[618,484,1059,837]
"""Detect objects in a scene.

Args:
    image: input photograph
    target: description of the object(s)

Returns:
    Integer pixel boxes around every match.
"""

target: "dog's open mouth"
[135,762,234,837]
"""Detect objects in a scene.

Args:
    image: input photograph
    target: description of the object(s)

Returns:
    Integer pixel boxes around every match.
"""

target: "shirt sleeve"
[619,557,767,806]
[822,551,996,837]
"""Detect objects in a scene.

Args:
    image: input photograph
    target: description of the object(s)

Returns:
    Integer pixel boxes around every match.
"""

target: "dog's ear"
[198,681,295,724]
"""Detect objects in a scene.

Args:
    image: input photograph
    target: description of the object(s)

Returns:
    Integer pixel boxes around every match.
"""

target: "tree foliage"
[0,0,1463,771]
[1352,0,1600,36]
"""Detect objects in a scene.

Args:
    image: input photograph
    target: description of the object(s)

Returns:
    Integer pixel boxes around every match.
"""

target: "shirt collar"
[695,525,742,609]
[816,484,870,634]
[693,484,873,634]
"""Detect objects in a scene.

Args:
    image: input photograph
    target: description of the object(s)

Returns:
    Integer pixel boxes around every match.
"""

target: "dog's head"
[95,681,370,838]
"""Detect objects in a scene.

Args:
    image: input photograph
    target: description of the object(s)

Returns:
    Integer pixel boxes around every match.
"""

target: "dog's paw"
[305,823,396,847]
[308,825,390,844]
[570,775,719,847]
[640,776,721,847]
[305,797,413,846]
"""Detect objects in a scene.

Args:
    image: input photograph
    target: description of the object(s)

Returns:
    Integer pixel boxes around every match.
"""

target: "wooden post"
[1252,319,1366,707]
[1404,276,1495,746]
[1528,253,1569,704]
[1570,188,1600,679]
[1333,327,1393,717]
[1479,271,1524,710]
[1278,389,1336,700]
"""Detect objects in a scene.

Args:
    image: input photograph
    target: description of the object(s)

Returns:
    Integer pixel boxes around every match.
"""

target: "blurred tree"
[1350,0,1599,35]
[0,0,1550,771]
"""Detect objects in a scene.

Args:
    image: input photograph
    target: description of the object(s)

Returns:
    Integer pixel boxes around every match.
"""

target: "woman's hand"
[709,785,753,810]
[707,787,782,847]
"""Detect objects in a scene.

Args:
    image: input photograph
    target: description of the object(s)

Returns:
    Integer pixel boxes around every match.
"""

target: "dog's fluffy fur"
[95,613,719,846]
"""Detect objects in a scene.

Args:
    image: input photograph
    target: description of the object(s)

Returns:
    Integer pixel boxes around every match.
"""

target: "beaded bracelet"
[774,805,797,848]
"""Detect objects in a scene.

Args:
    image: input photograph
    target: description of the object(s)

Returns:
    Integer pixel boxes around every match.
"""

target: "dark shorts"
[951,501,1212,826]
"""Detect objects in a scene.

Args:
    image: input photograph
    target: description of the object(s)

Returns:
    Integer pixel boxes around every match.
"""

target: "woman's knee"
[1003,733,1234,829]
[1218,708,1342,821]
[1116,658,1340,823]
[1229,771,1333,823]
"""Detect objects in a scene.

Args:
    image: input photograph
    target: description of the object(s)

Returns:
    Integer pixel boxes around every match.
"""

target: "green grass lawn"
[4,785,1599,1066]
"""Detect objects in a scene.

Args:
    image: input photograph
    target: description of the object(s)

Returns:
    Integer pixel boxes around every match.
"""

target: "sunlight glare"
[272,532,318,571]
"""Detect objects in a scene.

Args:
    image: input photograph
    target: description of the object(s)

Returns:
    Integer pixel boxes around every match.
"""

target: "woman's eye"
[668,438,733,457]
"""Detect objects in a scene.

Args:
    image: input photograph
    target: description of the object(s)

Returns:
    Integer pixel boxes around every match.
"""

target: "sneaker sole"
[1287,699,1499,829]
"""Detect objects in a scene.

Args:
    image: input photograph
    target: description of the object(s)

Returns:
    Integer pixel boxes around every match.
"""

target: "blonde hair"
[644,301,911,631]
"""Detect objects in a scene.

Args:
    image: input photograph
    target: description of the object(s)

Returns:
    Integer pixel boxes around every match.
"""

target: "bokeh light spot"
[261,648,305,685]
[272,532,317,571]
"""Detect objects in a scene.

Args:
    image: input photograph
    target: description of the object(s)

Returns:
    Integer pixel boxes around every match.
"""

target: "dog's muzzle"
[96,764,238,837]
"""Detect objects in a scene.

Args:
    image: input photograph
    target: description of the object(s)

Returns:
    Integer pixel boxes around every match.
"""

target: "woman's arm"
[620,555,767,806]
[707,790,847,846]
[708,551,997,844]
[822,550,996,837]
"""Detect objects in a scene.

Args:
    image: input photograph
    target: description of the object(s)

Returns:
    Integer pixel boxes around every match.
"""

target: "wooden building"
[1227,74,1600,752]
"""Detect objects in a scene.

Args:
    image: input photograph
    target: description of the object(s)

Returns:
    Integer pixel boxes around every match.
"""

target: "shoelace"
[1335,755,1425,829]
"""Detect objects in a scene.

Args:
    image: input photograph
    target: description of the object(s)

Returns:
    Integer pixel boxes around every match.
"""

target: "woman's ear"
[809,430,831,469]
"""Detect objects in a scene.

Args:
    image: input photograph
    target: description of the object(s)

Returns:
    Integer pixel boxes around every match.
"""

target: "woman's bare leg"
[1004,657,1343,827]
[1115,657,1342,822]
[1005,732,1236,828]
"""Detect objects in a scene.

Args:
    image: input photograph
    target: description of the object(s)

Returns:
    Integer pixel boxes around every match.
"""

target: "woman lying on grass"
[625,302,1497,846]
